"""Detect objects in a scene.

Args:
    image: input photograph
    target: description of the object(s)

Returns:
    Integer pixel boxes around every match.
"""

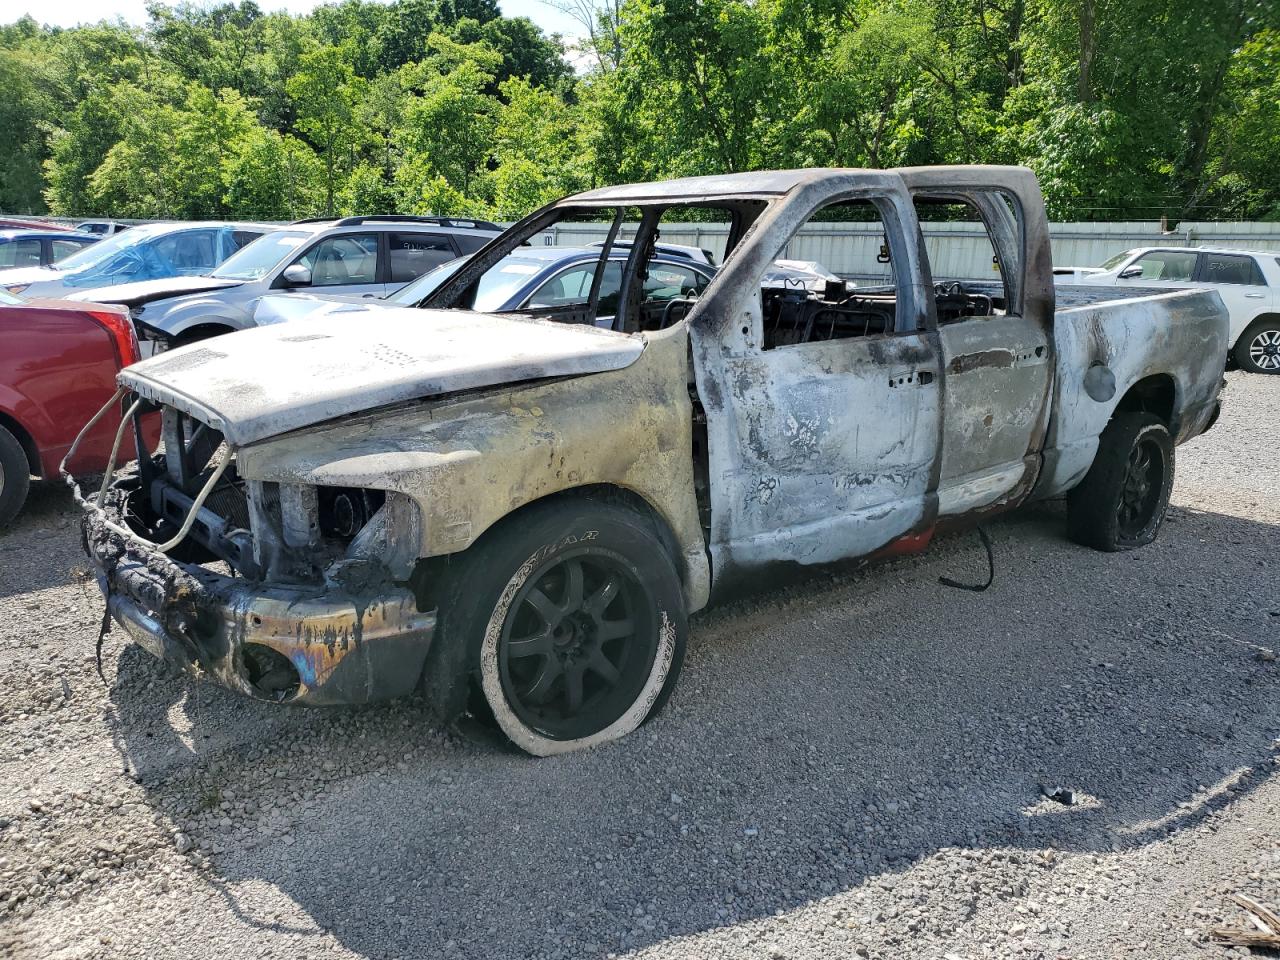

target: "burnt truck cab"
[79,166,1228,756]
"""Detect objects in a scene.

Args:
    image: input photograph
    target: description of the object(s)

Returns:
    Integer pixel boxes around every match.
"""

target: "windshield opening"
[212,231,311,280]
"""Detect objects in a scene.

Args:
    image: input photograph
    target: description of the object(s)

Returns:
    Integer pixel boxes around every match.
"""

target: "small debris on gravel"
[1040,785,1077,806]
[0,372,1277,960]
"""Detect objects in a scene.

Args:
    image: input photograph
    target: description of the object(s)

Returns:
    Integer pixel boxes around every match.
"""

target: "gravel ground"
[1,371,1277,960]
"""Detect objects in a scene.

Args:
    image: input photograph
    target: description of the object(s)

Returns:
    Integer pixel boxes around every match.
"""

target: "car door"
[1115,249,1200,290]
[0,238,42,269]
[690,181,943,572]
[281,234,384,298]
[1194,252,1270,344]
[523,260,623,327]
[386,232,459,295]
[910,192,1053,517]
[47,237,95,266]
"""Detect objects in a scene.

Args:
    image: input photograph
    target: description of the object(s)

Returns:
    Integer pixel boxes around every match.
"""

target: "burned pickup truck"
[77,167,1227,756]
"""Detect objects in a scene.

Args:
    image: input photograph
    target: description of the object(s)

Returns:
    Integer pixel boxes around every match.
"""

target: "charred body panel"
[1034,287,1228,498]
[232,326,709,609]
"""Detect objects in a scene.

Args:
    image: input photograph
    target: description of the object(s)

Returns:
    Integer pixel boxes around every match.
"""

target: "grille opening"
[242,643,300,702]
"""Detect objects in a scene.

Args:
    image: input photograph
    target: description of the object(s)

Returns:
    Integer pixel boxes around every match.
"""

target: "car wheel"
[0,424,32,527]
[1067,412,1174,552]
[437,498,688,756]
[1234,319,1280,374]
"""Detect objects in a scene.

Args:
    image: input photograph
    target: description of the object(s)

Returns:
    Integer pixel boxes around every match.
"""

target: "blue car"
[0,221,271,298]
[0,229,98,270]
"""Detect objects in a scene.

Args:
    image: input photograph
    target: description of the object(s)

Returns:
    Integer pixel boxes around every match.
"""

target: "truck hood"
[119,306,645,446]
[64,276,244,307]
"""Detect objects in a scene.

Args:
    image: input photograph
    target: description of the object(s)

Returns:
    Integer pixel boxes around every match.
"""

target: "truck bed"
[1037,285,1228,498]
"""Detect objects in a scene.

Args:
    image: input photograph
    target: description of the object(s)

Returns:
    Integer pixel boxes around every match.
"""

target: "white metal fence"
[10,213,1280,279]
[533,220,1280,279]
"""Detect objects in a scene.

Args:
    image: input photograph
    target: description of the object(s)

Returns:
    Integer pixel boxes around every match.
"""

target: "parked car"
[255,245,715,329]
[589,239,717,266]
[0,222,271,300]
[75,220,130,236]
[0,229,97,269]
[1057,245,1280,374]
[0,289,157,525]
[0,218,75,232]
[79,166,1226,755]
[69,215,504,349]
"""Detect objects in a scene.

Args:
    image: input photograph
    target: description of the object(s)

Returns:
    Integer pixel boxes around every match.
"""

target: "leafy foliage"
[0,0,1276,221]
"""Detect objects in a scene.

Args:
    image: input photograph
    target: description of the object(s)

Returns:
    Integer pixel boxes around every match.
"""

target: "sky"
[1,0,583,39]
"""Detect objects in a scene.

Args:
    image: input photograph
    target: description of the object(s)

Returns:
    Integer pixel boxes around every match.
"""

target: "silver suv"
[69,215,503,348]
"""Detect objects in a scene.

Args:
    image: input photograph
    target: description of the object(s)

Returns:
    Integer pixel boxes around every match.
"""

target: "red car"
[0,290,157,525]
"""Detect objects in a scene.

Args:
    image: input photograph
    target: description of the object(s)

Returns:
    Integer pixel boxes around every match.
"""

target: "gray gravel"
[2,371,1278,960]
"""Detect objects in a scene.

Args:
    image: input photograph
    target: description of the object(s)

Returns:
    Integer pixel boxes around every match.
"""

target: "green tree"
[286,44,367,215]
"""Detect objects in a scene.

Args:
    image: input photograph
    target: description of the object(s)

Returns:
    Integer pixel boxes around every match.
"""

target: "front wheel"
[437,499,688,756]
[1067,412,1175,552]
[1234,318,1280,374]
[0,424,32,527]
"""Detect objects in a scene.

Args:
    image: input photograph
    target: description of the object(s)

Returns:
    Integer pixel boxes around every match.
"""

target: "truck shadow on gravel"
[105,502,1280,960]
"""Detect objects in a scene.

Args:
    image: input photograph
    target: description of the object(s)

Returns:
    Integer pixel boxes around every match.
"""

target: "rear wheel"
[436,498,687,756]
[1067,412,1174,551]
[1235,318,1280,374]
[0,424,32,527]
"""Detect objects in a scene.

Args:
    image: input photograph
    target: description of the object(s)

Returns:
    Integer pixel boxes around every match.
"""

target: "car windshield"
[392,254,548,311]
[1100,249,1138,271]
[52,225,162,276]
[212,230,311,280]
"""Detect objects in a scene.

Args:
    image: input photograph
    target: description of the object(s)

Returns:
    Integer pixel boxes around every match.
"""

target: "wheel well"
[172,323,235,346]
[1234,313,1280,352]
[409,482,687,725]
[412,483,685,609]
[0,411,38,478]
[1114,373,1175,427]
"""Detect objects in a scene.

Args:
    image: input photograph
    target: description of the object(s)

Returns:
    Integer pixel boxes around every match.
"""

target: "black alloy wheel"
[498,550,657,741]
[1115,433,1168,540]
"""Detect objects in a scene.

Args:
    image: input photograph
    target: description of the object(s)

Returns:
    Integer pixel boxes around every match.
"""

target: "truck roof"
[566,165,1037,204]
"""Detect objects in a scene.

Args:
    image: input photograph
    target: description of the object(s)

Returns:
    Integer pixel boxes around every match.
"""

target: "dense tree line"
[1,0,1277,222]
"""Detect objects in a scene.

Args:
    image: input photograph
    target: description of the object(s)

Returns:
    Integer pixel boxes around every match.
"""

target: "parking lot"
[1,370,1277,960]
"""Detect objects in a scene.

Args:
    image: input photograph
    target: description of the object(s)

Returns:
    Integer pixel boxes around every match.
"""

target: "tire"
[1234,318,1280,374]
[435,498,688,756]
[1067,412,1174,552]
[0,424,32,527]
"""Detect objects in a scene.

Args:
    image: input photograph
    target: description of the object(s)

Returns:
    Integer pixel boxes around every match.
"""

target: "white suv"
[1064,246,1280,373]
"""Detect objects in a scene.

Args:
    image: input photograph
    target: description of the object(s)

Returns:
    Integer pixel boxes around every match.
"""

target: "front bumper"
[84,510,436,705]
